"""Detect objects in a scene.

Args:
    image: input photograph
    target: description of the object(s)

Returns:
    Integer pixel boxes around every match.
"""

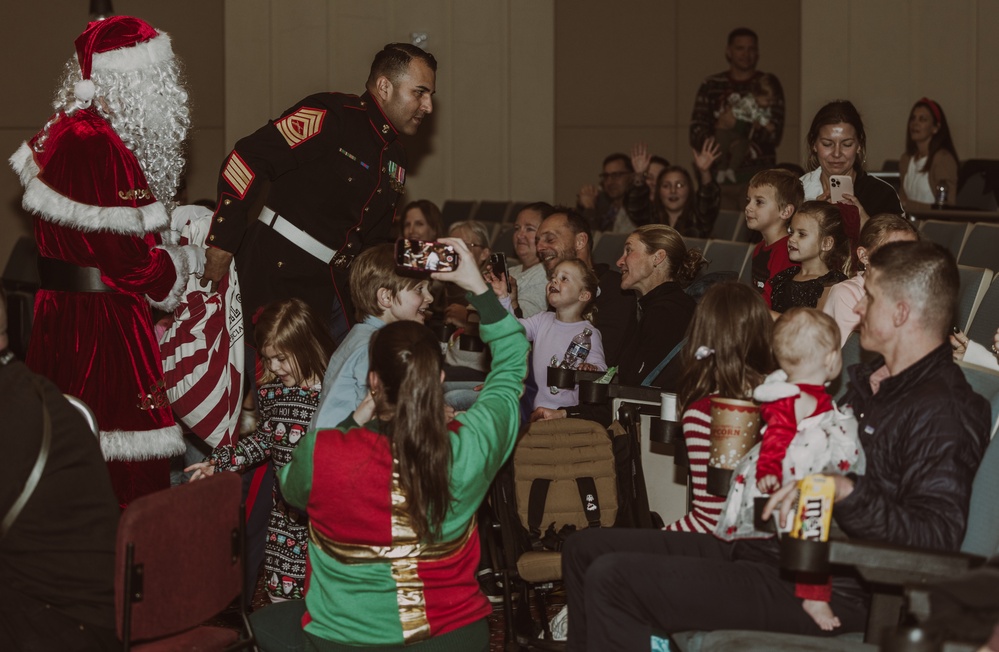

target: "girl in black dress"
[770,201,851,314]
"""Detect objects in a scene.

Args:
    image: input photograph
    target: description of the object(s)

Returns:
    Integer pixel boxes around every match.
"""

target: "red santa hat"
[72,16,174,108]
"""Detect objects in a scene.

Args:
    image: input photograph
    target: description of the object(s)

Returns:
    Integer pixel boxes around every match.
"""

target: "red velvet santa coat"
[9,107,187,461]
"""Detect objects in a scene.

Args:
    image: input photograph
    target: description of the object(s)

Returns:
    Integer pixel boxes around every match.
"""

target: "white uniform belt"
[258,206,337,264]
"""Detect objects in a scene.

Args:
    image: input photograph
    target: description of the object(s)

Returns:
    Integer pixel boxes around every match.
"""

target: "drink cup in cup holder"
[546,366,577,389]
[706,397,761,496]
[651,393,682,444]
[429,322,455,342]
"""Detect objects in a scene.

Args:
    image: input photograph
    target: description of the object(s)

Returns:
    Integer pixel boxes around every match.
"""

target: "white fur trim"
[753,369,800,403]
[149,244,190,312]
[9,141,38,187]
[11,145,170,235]
[100,423,185,461]
[88,31,174,75]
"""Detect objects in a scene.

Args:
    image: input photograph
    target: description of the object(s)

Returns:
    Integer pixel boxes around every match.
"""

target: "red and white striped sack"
[158,207,245,448]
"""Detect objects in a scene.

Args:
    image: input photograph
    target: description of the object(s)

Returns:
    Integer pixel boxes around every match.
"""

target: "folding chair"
[475,200,513,224]
[702,240,753,278]
[116,473,256,651]
[684,237,708,253]
[958,360,999,440]
[957,266,993,333]
[957,222,999,272]
[441,200,477,228]
[829,332,878,401]
[592,232,627,266]
[918,219,970,259]
[709,210,743,241]
[966,276,999,348]
[491,223,519,262]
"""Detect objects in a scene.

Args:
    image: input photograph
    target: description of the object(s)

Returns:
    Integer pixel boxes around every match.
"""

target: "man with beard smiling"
[531,207,636,421]
[9,16,204,505]
[202,43,437,346]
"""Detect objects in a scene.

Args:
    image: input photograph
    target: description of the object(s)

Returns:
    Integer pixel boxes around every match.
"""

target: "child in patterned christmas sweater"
[186,298,335,601]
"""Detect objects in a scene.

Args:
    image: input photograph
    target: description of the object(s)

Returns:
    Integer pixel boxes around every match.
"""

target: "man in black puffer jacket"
[561,240,991,650]
[833,240,990,551]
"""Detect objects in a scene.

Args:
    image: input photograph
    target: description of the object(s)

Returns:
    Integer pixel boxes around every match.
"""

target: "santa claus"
[8,16,205,506]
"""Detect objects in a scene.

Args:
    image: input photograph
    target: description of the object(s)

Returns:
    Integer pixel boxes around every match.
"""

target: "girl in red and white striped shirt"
[664,282,775,533]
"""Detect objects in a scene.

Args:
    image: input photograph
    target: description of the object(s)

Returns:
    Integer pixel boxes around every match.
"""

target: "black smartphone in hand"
[395,238,459,275]
[489,252,510,292]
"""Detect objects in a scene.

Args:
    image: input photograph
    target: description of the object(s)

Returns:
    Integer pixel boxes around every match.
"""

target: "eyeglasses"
[660,182,687,191]
[599,171,631,181]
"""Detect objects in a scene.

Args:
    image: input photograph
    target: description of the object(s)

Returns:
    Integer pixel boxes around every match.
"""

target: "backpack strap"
[2,374,52,538]
[527,478,552,542]
[576,476,602,528]
[642,338,687,387]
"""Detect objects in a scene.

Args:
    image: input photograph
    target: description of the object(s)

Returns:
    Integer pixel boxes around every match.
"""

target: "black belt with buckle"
[38,257,114,293]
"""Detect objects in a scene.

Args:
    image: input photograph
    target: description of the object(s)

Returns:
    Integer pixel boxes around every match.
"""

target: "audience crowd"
[4,17,997,652]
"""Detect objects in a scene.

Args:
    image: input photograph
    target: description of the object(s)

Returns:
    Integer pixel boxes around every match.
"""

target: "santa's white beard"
[54,55,191,207]
[105,87,189,206]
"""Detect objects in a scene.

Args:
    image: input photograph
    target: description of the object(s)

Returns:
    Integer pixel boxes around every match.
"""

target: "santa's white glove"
[182,244,207,278]
[171,204,213,234]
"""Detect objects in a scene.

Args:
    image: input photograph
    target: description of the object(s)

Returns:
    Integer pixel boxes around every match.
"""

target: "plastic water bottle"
[560,328,593,370]
[549,328,593,395]
[934,184,947,209]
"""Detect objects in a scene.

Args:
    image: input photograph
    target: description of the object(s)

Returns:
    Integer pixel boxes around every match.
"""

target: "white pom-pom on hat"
[74,79,96,109]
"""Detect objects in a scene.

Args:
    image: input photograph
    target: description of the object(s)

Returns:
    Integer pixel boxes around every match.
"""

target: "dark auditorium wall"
[554,0,802,206]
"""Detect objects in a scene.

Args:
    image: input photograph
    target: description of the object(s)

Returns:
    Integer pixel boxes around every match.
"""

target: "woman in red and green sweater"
[259,237,528,652]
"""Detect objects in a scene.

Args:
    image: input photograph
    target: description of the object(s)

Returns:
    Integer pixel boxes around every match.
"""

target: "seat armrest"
[828,539,985,585]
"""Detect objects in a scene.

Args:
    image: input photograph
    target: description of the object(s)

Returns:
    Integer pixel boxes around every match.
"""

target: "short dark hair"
[602,153,634,173]
[367,43,438,87]
[549,205,593,253]
[868,240,958,339]
[518,201,556,221]
[728,27,758,45]
[649,155,670,169]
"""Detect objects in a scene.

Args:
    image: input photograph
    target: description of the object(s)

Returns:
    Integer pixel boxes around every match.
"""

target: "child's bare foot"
[803,599,841,631]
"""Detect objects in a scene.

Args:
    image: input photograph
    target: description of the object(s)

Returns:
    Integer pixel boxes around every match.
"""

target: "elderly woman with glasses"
[627,137,723,237]
[442,219,493,329]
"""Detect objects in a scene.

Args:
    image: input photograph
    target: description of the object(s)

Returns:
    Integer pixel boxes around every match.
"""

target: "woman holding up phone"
[800,100,903,229]
[252,238,530,651]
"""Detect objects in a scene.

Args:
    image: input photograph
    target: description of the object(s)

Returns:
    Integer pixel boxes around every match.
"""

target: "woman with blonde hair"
[616,224,706,389]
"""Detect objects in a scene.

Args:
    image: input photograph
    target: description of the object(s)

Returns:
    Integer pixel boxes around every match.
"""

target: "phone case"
[395,239,459,274]
[829,175,854,203]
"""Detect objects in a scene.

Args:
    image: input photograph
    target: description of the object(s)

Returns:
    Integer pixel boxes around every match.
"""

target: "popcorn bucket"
[706,397,761,495]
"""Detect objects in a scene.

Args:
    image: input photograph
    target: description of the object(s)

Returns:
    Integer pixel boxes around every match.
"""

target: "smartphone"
[829,174,854,203]
[489,252,511,293]
[395,238,459,274]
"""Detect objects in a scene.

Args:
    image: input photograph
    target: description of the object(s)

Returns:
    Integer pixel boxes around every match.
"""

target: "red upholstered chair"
[116,472,257,651]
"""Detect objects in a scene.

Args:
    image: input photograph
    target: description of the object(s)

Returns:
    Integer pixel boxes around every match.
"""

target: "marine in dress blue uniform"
[203,43,437,343]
